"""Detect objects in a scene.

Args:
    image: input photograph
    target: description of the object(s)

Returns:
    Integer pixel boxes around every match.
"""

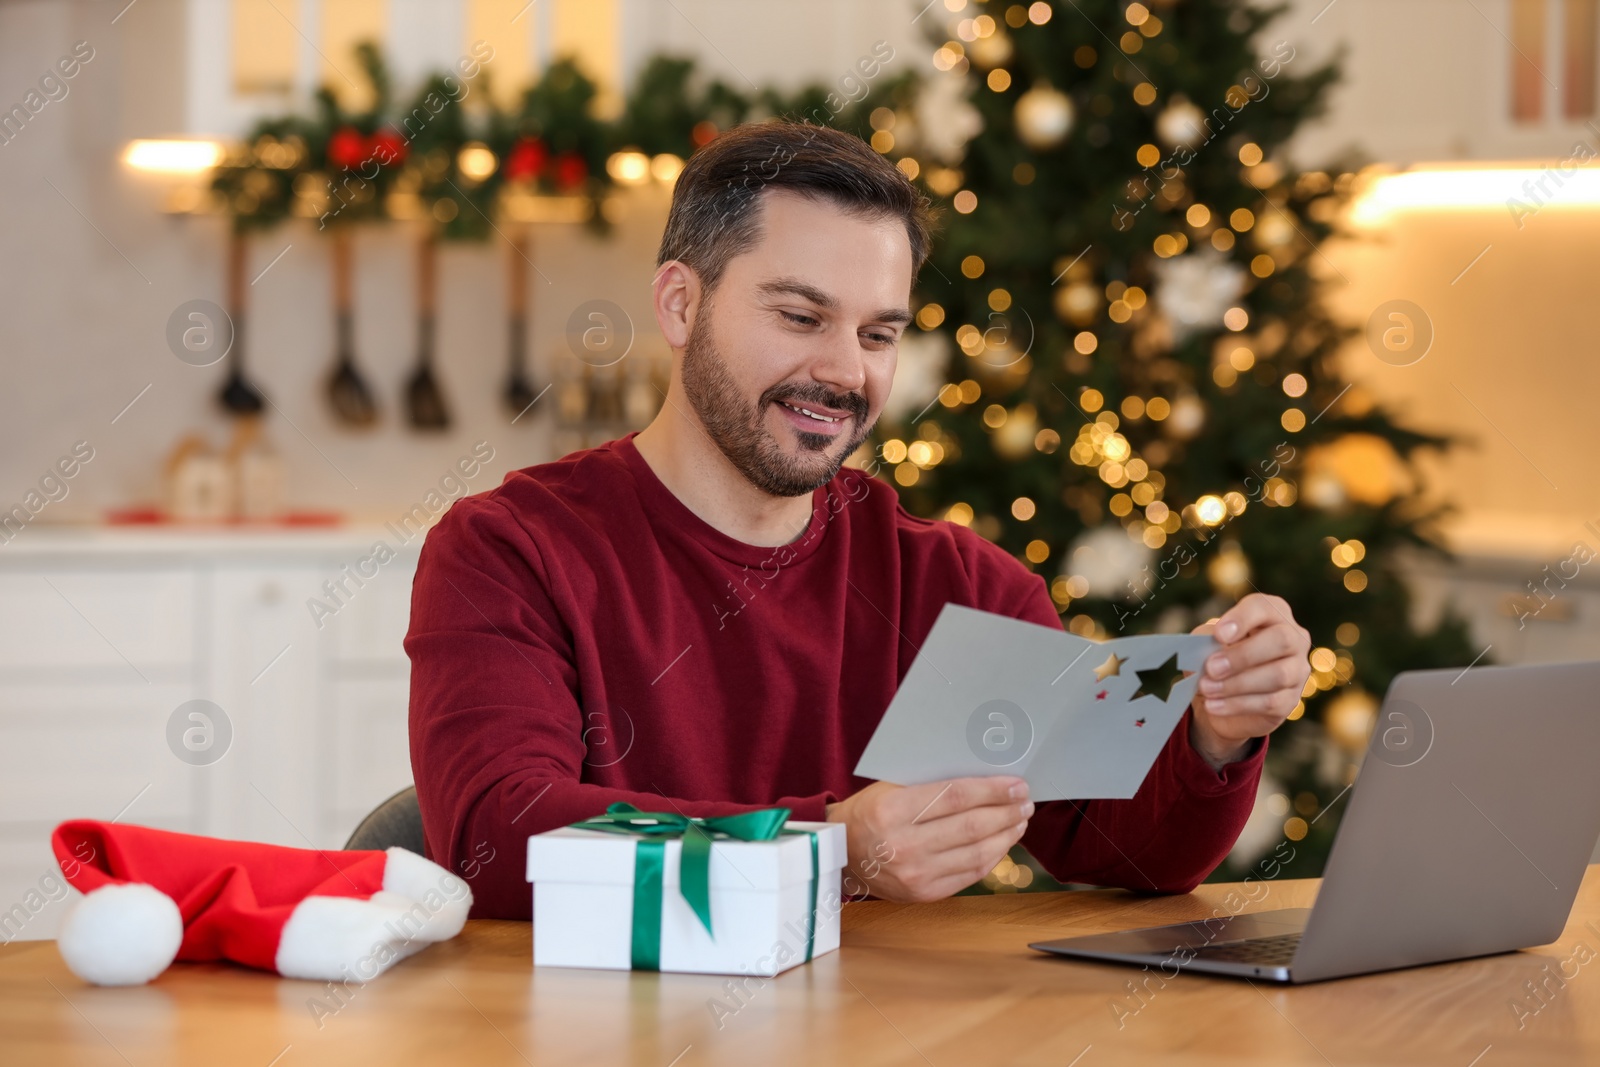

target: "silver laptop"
[1030,661,1600,983]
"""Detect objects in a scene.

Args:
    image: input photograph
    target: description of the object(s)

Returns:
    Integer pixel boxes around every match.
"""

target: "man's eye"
[863,332,897,347]
[780,311,819,327]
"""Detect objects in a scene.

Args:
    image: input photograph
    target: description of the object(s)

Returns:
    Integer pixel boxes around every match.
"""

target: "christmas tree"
[872,0,1477,889]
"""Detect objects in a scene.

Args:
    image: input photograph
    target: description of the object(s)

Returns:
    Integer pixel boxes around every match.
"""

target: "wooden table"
[5,872,1600,1065]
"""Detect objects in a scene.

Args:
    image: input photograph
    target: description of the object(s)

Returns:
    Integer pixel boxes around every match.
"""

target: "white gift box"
[526,820,846,976]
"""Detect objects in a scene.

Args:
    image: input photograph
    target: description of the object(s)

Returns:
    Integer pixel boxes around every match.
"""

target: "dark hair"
[656,119,934,292]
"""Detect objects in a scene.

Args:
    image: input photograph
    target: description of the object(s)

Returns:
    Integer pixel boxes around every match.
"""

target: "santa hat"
[51,820,472,986]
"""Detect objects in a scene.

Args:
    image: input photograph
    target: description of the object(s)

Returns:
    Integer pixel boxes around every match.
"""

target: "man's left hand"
[1189,593,1312,769]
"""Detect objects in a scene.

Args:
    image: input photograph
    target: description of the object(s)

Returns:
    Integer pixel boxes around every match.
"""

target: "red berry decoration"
[552,151,588,191]
[327,127,367,170]
[504,137,548,182]
[366,129,408,167]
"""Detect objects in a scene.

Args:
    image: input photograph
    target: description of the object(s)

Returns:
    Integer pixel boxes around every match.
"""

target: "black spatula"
[404,231,450,431]
[325,227,379,427]
[218,228,266,416]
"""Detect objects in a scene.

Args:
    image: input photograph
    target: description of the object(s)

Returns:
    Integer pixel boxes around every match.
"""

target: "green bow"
[571,802,818,971]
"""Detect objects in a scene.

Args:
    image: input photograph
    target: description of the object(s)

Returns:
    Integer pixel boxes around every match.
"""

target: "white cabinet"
[0,528,419,942]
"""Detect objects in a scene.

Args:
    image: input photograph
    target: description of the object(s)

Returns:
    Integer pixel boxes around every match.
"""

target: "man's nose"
[809,330,867,395]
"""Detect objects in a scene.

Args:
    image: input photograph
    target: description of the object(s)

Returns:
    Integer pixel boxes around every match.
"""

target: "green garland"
[208,45,912,240]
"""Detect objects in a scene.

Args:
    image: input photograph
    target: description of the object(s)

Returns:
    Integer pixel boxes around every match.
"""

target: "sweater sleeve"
[954,527,1266,893]
[405,495,836,921]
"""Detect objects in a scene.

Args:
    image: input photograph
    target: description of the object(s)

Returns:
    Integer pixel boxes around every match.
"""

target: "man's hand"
[824,777,1032,903]
[1190,592,1312,769]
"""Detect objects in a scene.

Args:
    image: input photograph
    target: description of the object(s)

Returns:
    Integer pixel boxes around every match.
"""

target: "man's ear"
[653,260,702,350]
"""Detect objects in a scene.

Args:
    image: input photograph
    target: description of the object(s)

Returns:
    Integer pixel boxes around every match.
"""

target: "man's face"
[680,190,914,497]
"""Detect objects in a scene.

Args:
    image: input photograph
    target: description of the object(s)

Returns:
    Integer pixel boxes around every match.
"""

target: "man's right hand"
[824,776,1033,903]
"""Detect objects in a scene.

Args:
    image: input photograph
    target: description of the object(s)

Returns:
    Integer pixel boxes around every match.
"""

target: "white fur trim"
[57,883,183,986]
[274,848,473,981]
[275,895,421,981]
[382,847,472,939]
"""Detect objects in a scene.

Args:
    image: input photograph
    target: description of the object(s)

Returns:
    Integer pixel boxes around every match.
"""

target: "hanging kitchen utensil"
[404,230,450,431]
[503,229,538,420]
[218,228,266,416]
[324,228,379,428]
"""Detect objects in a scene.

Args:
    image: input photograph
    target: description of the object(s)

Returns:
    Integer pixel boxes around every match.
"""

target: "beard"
[679,308,875,498]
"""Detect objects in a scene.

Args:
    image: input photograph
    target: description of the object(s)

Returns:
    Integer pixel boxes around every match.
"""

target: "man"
[406,120,1311,919]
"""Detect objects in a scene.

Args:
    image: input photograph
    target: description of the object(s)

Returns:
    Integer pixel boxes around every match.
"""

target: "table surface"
[5,871,1600,1066]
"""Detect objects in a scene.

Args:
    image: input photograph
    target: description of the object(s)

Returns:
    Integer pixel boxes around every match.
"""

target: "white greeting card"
[853,604,1219,800]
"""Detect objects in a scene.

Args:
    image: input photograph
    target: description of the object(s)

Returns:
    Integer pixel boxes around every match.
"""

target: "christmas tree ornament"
[1155,96,1206,149]
[1153,248,1248,340]
[1207,541,1253,597]
[1254,210,1296,249]
[1165,393,1206,439]
[1303,435,1410,507]
[1065,526,1154,599]
[992,404,1039,460]
[968,30,1014,69]
[51,820,471,986]
[1014,83,1074,149]
[1054,280,1101,326]
[1324,689,1379,753]
[917,72,985,164]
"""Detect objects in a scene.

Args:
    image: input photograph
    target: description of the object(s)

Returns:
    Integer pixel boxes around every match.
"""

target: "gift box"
[526,804,846,975]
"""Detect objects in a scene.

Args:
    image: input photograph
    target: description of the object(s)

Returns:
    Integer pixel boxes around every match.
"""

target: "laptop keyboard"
[1188,931,1302,966]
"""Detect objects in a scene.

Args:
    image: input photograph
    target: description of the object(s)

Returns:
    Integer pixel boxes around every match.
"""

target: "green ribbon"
[571,802,820,972]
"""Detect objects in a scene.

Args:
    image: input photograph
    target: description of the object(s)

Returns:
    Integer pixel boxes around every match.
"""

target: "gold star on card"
[1094,653,1126,682]
[1131,654,1195,703]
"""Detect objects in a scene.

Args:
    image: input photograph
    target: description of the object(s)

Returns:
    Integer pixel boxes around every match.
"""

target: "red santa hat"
[51,820,472,986]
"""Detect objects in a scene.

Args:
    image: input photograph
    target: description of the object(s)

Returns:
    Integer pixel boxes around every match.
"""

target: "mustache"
[759,382,869,420]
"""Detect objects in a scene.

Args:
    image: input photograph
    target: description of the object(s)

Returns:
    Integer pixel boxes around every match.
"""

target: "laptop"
[1030,660,1600,983]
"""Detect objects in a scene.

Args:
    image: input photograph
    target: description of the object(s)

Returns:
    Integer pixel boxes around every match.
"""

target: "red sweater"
[405,432,1266,919]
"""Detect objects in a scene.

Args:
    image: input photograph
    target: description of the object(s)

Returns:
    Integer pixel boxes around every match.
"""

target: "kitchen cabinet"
[0,528,418,942]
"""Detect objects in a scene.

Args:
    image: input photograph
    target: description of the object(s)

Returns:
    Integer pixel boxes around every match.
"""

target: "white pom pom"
[57,883,183,986]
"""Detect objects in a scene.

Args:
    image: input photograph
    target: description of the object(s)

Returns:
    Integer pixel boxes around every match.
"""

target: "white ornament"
[1155,97,1206,150]
[1063,524,1154,600]
[1153,248,1248,341]
[915,72,984,165]
[1166,394,1206,439]
[881,330,949,425]
[1014,84,1074,150]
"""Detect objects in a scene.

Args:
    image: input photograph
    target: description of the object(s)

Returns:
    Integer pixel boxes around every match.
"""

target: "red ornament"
[327,127,367,170]
[691,120,719,147]
[366,129,408,167]
[1095,689,1108,701]
[552,151,588,191]
[504,137,548,182]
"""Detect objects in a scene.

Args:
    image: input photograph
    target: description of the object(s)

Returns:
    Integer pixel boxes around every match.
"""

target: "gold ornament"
[1303,434,1410,508]
[1325,689,1379,753]
[1053,280,1101,326]
[1014,84,1074,149]
[1207,541,1252,597]
[969,30,1014,69]
[1254,211,1296,249]
[992,405,1040,459]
